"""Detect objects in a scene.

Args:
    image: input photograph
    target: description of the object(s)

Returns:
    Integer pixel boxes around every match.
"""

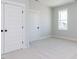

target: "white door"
[30,10,40,42]
[4,4,24,53]
[1,3,5,54]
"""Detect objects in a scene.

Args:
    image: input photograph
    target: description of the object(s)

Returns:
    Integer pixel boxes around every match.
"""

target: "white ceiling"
[2,0,76,7]
[39,0,76,7]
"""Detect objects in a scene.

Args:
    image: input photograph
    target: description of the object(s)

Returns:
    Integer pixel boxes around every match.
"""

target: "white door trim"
[1,0,25,8]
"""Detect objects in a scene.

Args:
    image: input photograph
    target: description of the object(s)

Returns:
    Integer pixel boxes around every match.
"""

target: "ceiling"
[39,0,76,7]
[2,0,76,7]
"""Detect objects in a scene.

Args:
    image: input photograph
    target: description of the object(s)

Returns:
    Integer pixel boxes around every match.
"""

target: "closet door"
[1,3,5,54]
[4,4,24,53]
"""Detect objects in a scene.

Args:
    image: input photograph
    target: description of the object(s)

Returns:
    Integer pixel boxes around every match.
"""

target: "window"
[58,9,68,30]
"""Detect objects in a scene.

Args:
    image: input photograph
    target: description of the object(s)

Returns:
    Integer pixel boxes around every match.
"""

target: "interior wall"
[28,0,52,41]
[39,6,52,38]
[51,2,77,41]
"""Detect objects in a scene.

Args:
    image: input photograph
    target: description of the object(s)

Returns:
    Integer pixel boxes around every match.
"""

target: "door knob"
[1,30,3,32]
[5,30,7,32]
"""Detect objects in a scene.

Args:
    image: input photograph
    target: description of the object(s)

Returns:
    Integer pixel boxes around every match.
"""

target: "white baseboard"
[30,35,77,43]
[51,35,77,42]
[39,35,53,40]
[30,35,52,42]
[39,35,77,42]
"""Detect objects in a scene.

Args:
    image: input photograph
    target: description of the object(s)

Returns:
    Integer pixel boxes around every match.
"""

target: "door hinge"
[22,41,24,44]
[22,26,24,30]
[22,10,24,14]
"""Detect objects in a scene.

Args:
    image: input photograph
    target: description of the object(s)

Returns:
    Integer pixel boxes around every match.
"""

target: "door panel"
[1,3,5,54]
[4,4,23,53]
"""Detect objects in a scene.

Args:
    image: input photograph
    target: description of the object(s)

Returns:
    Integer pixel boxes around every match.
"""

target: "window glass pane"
[58,10,67,21]
[58,21,67,30]
[58,9,68,30]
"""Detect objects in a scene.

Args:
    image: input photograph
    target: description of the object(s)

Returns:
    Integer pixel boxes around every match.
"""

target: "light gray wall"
[26,0,52,42]
[51,2,77,41]
[39,6,52,38]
